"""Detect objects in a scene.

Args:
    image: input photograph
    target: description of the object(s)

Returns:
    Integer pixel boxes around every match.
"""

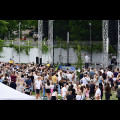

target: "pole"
[89,23,92,64]
[38,20,43,65]
[67,32,69,64]
[12,40,13,61]
[48,20,54,65]
[102,20,109,69]
[19,22,21,63]
[118,20,120,69]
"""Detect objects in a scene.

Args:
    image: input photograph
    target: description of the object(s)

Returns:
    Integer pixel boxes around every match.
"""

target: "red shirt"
[10,75,17,83]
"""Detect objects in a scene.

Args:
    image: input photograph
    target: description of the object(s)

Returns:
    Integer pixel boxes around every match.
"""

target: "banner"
[58,65,76,71]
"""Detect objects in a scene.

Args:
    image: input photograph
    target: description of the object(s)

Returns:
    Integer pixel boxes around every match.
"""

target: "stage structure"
[38,20,43,65]
[102,20,109,69]
[118,20,120,69]
[48,20,54,65]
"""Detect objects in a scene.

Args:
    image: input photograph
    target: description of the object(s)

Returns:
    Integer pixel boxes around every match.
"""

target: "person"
[45,80,51,100]
[108,75,114,91]
[24,75,32,95]
[24,84,31,95]
[61,83,67,100]
[76,90,84,100]
[116,85,120,100]
[81,74,90,87]
[42,77,47,97]
[2,78,9,86]
[10,79,17,90]
[85,84,90,99]
[105,83,111,100]
[107,69,113,77]
[52,72,58,87]
[50,81,54,93]
[89,68,95,78]
[68,84,76,99]
[51,88,58,100]
[89,80,95,99]
[66,91,74,100]
[10,72,17,83]
[30,72,34,92]
[16,77,24,92]
[34,76,42,99]
[95,84,101,100]
[84,54,89,69]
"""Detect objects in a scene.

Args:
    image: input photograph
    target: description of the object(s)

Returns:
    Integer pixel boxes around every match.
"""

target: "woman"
[51,88,58,100]
[50,81,54,93]
[85,84,90,99]
[45,80,51,100]
[76,90,84,100]
[116,85,120,100]
[105,83,111,100]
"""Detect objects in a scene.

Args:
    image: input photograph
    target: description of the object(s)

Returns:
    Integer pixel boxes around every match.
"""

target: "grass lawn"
[31,90,118,100]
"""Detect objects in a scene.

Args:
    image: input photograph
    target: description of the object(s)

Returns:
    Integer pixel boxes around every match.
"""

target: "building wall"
[0,47,103,64]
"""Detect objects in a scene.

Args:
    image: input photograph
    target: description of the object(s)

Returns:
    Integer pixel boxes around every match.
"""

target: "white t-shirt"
[95,88,101,98]
[76,95,84,100]
[51,91,57,96]
[85,55,89,63]
[51,85,54,89]
[45,84,51,89]
[67,73,72,82]
[35,80,41,89]
[82,77,89,87]
[107,71,113,77]
[61,87,67,98]
[34,75,38,81]
[58,75,61,82]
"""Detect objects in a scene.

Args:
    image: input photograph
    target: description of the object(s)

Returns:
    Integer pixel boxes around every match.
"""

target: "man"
[61,83,67,100]
[34,76,42,99]
[89,68,95,78]
[84,54,89,69]
[66,72,72,82]
[107,69,113,77]
[89,80,95,99]
[52,72,58,87]
[66,91,74,100]
[10,79,17,90]
[10,72,17,83]
[95,84,101,100]
[81,74,90,87]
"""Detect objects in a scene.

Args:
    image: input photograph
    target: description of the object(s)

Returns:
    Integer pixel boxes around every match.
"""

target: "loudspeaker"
[36,57,39,64]
[40,58,42,65]
[65,63,71,66]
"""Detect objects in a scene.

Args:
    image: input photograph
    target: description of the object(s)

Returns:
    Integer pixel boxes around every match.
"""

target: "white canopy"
[0,83,36,100]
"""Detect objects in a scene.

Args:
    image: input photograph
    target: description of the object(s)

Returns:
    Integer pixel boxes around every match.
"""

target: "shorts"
[46,89,51,93]
[51,96,56,100]
[36,89,40,94]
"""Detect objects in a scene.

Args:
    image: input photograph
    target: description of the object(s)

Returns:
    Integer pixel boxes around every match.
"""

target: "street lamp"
[19,22,21,63]
[89,22,92,64]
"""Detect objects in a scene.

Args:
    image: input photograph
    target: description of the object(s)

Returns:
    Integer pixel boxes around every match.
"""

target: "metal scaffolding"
[38,20,43,63]
[102,20,109,69]
[48,20,54,65]
[118,20,120,69]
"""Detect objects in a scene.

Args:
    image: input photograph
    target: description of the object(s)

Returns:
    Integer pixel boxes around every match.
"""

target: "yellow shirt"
[9,60,13,63]
[46,64,50,67]
[52,75,57,84]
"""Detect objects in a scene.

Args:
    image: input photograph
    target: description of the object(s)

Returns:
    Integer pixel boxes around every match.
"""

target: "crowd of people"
[0,60,120,100]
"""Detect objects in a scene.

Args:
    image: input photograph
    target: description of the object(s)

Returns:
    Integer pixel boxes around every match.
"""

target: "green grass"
[32,91,118,100]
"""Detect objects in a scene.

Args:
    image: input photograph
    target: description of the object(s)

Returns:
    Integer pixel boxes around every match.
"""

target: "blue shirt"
[99,76,102,83]
[25,79,32,87]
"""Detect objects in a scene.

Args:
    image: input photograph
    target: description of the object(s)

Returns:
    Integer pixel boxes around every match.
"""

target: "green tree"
[0,20,9,39]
